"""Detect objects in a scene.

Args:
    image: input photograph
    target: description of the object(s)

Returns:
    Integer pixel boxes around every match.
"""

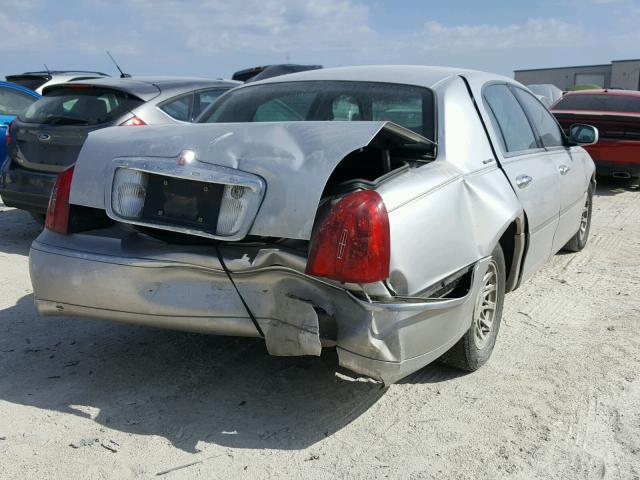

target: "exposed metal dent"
[336,257,491,384]
[29,228,492,384]
[261,296,322,357]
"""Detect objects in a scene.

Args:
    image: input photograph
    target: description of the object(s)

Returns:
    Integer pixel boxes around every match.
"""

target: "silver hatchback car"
[29,66,596,384]
[1,77,239,216]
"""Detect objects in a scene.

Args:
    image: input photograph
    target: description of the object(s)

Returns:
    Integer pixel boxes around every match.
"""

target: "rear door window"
[0,88,38,115]
[512,87,564,148]
[483,84,539,154]
[20,87,143,125]
[159,94,193,122]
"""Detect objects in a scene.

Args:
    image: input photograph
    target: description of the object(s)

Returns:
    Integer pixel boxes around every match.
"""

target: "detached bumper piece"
[29,229,488,384]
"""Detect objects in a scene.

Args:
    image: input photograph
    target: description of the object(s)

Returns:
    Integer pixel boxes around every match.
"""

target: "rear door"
[10,85,143,173]
[511,86,588,251]
[482,83,561,282]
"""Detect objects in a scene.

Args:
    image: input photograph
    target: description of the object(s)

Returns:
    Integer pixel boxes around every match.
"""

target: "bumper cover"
[0,160,56,212]
[29,229,487,384]
[593,160,640,178]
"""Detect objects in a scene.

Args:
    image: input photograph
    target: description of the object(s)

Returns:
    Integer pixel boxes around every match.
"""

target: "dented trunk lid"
[70,121,430,240]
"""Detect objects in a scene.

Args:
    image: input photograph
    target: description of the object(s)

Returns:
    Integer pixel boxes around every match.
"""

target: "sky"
[2,0,639,80]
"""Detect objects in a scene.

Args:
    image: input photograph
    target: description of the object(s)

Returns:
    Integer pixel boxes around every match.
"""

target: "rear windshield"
[199,80,436,140]
[19,87,144,125]
[553,94,640,113]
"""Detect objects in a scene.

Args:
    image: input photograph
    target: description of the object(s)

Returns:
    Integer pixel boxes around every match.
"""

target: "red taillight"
[305,190,390,283]
[5,121,13,147]
[45,166,74,234]
[120,115,147,126]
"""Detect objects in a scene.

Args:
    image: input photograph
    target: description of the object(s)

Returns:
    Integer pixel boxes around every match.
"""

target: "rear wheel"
[563,188,593,252]
[439,244,506,372]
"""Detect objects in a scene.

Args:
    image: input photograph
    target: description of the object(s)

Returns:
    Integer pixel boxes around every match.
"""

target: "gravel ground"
[0,178,639,480]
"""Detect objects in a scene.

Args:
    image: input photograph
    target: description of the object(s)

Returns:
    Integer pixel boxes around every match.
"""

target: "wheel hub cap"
[473,260,499,350]
[578,197,590,239]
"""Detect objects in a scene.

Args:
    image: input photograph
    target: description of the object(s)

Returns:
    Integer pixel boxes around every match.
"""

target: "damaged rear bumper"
[29,228,486,384]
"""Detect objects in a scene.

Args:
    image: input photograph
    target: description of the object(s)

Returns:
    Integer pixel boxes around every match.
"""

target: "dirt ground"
[0,178,639,480]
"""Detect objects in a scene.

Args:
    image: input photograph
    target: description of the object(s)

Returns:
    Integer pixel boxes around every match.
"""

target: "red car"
[551,89,640,181]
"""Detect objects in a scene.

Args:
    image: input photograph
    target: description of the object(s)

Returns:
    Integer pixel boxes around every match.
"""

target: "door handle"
[558,165,571,175]
[516,174,533,189]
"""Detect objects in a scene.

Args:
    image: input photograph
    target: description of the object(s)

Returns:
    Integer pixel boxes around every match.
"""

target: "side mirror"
[569,124,599,146]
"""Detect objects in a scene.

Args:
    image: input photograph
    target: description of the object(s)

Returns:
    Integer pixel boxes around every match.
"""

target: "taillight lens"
[111,168,148,219]
[5,120,13,147]
[45,166,75,234]
[305,190,390,283]
[120,115,146,126]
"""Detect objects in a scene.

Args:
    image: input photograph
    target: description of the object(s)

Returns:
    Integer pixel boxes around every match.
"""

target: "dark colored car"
[231,64,322,83]
[551,89,640,180]
[0,76,239,216]
[6,70,111,94]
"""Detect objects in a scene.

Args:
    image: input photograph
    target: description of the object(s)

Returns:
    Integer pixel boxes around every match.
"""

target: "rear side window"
[553,94,640,113]
[201,81,436,140]
[483,84,538,153]
[0,88,38,115]
[512,87,564,148]
[159,94,193,122]
[19,87,144,126]
[193,89,227,119]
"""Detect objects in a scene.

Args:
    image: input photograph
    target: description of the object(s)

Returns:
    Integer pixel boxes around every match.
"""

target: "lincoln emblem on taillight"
[336,228,348,260]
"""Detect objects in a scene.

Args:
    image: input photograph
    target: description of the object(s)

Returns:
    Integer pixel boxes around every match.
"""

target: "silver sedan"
[29,66,596,384]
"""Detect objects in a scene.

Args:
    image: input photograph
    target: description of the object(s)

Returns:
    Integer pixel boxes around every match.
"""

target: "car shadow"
[594,175,639,197]
[0,205,42,256]
[0,294,393,453]
[398,363,469,384]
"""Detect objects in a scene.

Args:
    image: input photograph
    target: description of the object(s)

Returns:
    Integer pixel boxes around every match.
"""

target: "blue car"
[0,82,40,167]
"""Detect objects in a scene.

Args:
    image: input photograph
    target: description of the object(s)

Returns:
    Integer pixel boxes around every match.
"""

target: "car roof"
[45,76,241,102]
[249,65,512,89]
[562,88,640,98]
[0,81,41,97]
[19,70,110,76]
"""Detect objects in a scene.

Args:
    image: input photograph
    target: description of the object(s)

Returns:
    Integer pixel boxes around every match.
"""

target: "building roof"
[514,63,610,73]
[516,58,640,73]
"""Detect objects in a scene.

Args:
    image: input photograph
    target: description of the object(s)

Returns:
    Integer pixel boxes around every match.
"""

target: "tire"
[563,187,593,253]
[439,244,506,372]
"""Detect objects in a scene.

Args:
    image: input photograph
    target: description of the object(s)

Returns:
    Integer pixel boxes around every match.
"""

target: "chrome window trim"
[104,156,266,241]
